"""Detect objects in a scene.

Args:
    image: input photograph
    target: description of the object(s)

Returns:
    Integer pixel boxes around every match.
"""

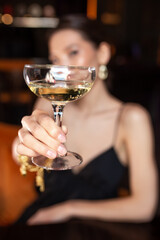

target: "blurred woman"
[13,14,158,225]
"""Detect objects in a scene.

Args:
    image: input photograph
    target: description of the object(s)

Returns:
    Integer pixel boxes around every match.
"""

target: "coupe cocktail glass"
[23,64,96,170]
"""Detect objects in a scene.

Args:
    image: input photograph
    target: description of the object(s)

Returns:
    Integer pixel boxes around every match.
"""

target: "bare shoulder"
[119,103,154,152]
[121,103,151,127]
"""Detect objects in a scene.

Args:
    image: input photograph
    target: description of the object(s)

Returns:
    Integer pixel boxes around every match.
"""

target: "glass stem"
[52,104,65,127]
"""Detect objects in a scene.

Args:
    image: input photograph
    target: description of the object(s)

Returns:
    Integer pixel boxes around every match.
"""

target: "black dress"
[15,146,128,223]
[16,106,128,223]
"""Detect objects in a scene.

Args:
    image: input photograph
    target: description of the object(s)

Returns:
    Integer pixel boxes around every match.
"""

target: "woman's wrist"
[67,200,91,219]
[67,200,79,218]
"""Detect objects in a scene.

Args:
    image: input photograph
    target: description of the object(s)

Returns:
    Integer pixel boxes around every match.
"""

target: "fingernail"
[47,150,57,158]
[58,134,66,143]
[58,145,67,155]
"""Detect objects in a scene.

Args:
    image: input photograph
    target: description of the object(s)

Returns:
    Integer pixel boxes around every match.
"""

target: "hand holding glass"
[23,65,96,170]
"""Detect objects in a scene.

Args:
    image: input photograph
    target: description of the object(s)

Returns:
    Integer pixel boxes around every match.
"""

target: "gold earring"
[98,65,108,80]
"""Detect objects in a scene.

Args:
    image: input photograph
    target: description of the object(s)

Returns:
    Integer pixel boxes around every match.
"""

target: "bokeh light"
[1,14,13,25]
[43,5,56,17]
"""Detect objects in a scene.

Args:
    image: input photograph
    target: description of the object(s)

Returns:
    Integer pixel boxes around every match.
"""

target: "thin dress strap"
[112,104,125,144]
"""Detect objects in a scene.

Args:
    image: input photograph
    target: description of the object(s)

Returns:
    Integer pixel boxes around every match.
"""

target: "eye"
[52,59,58,64]
[69,50,79,56]
[49,55,58,65]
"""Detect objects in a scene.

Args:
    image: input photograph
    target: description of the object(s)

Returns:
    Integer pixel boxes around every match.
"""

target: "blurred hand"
[17,109,67,159]
[27,201,72,225]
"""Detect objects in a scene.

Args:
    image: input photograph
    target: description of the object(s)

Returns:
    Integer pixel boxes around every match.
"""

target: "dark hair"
[47,14,114,89]
[47,14,112,48]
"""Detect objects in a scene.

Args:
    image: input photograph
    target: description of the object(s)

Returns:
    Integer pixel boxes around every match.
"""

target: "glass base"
[32,151,83,170]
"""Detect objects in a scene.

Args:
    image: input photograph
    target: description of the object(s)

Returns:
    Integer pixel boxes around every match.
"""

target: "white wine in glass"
[24,65,96,170]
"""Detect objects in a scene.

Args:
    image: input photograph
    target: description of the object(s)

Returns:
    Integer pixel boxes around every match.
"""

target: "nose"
[58,56,71,66]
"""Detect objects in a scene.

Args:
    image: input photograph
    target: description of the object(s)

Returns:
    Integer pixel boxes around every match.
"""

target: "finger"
[19,120,67,156]
[17,143,40,157]
[27,211,48,225]
[18,128,58,159]
[62,125,68,135]
[22,119,60,148]
[27,216,40,225]
[32,110,66,143]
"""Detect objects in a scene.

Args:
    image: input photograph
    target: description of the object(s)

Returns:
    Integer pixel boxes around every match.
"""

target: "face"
[48,29,99,69]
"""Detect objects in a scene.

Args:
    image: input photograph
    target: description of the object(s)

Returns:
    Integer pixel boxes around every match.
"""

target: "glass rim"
[24,64,95,71]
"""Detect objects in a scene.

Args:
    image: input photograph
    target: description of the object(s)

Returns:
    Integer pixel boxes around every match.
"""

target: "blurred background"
[0,0,160,225]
